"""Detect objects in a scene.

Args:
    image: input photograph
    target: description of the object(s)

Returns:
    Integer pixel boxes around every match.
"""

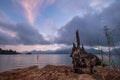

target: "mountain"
[86,48,105,54]
[26,48,72,54]
[24,48,104,55]
[111,48,120,55]
[0,47,106,55]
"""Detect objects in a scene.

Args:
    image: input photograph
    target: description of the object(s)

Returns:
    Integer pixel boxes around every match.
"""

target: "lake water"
[0,54,72,72]
[0,54,119,72]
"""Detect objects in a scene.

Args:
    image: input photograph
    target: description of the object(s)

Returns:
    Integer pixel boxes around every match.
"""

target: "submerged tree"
[104,26,120,68]
[104,26,112,67]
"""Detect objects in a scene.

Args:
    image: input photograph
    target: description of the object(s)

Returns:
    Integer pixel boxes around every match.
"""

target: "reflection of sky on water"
[97,54,120,67]
[0,54,119,72]
[0,54,72,72]
[38,54,72,67]
[0,55,38,72]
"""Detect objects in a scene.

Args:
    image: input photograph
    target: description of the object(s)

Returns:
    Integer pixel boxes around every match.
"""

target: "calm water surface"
[0,54,72,72]
[0,54,119,72]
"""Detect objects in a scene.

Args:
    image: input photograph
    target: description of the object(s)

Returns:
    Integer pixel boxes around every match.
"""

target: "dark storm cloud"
[55,0,120,46]
[0,21,49,45]
[0,32,17,45]
[16,23,49,45]
[55,16,106,46]
[101,0,120,27]
[101,0,120,45]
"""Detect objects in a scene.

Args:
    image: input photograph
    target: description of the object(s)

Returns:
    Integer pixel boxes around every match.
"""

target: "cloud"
[0,32,17,45]
[2,44,67,52]
[0,15,50,45]
[55,0,113,17]
[55,16,106,46]
[1,0,120,47]
[16,23,50,45]
[101,0,120,45]
[14,0,43,25]
[55,0,120,46]
[89,0,114,12]
[13,0,55,25]
[101,0,120,27]
[0,11,11,22]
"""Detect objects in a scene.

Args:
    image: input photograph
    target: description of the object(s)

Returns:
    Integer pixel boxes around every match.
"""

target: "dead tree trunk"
[70,30,101,74]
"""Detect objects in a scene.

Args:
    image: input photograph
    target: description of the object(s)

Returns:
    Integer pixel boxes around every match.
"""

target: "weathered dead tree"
[104,26,112,67]
[70,30,101,74]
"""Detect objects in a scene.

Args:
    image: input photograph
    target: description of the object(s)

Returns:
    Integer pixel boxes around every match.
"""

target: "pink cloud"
[0,28,16,37]
[13,0,55,25]
[2,44,66,52]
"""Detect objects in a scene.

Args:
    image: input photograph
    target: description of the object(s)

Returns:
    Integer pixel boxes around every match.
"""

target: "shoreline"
[0,65,120,80]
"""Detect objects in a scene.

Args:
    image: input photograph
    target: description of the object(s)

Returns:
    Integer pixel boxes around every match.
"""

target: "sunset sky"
[0,0,120,52]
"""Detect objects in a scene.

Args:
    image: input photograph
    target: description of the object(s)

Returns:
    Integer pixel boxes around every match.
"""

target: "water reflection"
[0,54,72,72]
[98,54,120,67]
[0,54,119,72]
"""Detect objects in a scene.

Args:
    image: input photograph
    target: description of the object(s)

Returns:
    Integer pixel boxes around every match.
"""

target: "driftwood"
[70,30,101,74]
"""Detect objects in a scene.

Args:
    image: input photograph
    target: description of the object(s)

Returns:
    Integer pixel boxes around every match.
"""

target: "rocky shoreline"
[0,65,120,80]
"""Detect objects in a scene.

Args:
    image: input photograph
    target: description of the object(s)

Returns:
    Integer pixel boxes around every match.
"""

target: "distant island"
[1,47,120,55]
[0,48,104,55]
[0,48,21,55]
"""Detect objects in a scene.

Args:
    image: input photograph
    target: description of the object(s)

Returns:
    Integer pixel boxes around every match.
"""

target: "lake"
[0,54,119,72]
[0,54,72,72]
